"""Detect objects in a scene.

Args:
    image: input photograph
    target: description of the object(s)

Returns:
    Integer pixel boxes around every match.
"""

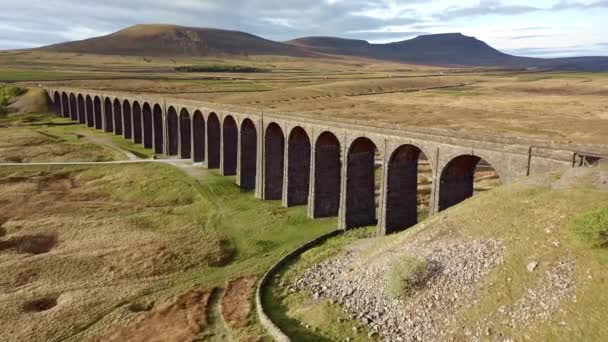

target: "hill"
[38,24,608,71]
[41,24,312,57]
[288,33,608,71]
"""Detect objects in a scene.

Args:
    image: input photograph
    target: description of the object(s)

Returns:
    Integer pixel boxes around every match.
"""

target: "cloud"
[0,0,607,57]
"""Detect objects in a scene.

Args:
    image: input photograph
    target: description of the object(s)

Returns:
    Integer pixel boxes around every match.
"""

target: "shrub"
[386,255,429,298]
[570,207,608,248]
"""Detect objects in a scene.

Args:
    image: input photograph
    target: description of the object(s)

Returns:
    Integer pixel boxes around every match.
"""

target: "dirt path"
[201,288,231,341]
[83,134,140,160]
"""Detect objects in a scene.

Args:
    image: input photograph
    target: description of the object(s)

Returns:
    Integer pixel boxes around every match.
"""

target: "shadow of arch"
[384,144,431,234]
[113,99,123,135]
[207,112,220,168]
[85,95,94,127]
[69,93,77,121]
[193,110,205,162]
[167,106,178,156]
[287,126,311,206]
[77,94,85,124]
[438,155,500,211]
[313,131,341,218]
[180,108,191,159]
[61,93,69,118]
[123,100,132,139]
[222,115,238,175]
[346,137,378,228]
[153,104,163,154]
[264,122,284,200]
[240,118,257,189]
[94,96,102,130]
[132,101,142,143]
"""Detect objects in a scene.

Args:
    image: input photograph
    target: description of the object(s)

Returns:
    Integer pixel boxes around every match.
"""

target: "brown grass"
[90,289,213,342]
[220,276,258,330]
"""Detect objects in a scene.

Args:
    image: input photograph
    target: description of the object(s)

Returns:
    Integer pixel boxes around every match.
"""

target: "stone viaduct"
[46,87,601,234]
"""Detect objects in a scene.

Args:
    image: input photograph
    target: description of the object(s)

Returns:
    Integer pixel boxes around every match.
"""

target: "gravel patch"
[294,234,504,341]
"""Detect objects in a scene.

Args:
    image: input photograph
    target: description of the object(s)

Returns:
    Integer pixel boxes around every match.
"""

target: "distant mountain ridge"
[39,24,608,71]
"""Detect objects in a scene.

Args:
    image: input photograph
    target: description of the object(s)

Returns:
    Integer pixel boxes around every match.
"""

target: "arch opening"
[180,109,191,159]
[207,113,220,168]
[287,126,311,206]
[239,119,257,189]
[104,98,113,132]
[438,155,501,211]
[69,94,77,121]
[264,123,284,200]
[85,96,94,127]
[113,99,123,135]
[167,107,178,156]
[345,137,379,228]
[193,111,205,162]
[94,97,102,130]
[153,104,163,154]
[132,102,142,143]
[53,92,61,115]
[314,132,341,217]
[123,100,132,139]
[61,93,69,118]
[384,145,432,234]
[222,115,237,175]
[77,95,85,124]
[142,103,153,149]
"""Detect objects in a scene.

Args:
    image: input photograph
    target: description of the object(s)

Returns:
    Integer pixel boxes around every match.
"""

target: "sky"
[1,0,607,57]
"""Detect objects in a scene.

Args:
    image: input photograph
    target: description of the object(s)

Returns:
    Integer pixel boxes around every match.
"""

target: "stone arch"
[153,104,163,154]
[345,137,378,228]
[61,92,69,118]
[193,110,205,162]
[180,108,191,159]
[104,98,113,132]
[239,118,257,189]
[69,93,77,121]
[142,103,153,148]
[167,106,179,156]
[264,122,285,200]
[94,96,102,130]
[77,94,85,124]
[113,99,123,135]
[132,101,142,143]
[313,131,341,217]
[85,95,94,127]
[207,112,220,168]
[222,115,238,175]
[123,100,132,139]
[438,155,500,211]
[53,92,61,115]
[384,144,431,234]
[287,126,311,206]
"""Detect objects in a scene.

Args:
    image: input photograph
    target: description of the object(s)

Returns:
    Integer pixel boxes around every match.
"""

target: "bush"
[570,207,608,248]
[386,255,429,298]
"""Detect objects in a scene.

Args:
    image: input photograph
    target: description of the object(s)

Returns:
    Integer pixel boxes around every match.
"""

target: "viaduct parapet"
[46,87,604,234]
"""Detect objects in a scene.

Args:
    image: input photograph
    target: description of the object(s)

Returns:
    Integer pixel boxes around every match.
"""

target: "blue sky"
[0,0,607,57]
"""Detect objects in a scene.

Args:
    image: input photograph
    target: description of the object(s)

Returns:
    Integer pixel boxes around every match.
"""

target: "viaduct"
[45,87,603,234]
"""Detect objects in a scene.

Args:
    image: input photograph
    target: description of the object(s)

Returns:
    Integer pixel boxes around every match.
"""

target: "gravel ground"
[294,232,505,341]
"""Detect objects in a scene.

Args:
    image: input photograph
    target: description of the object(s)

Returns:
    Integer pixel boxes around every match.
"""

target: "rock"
[527,261,539,272]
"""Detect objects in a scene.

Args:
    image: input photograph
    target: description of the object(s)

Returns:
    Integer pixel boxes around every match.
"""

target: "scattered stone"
[527,261,538,272]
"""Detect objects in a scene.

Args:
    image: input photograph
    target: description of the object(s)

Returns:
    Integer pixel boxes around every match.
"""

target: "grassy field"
[0,111,153,162]
[0,160,339,341]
